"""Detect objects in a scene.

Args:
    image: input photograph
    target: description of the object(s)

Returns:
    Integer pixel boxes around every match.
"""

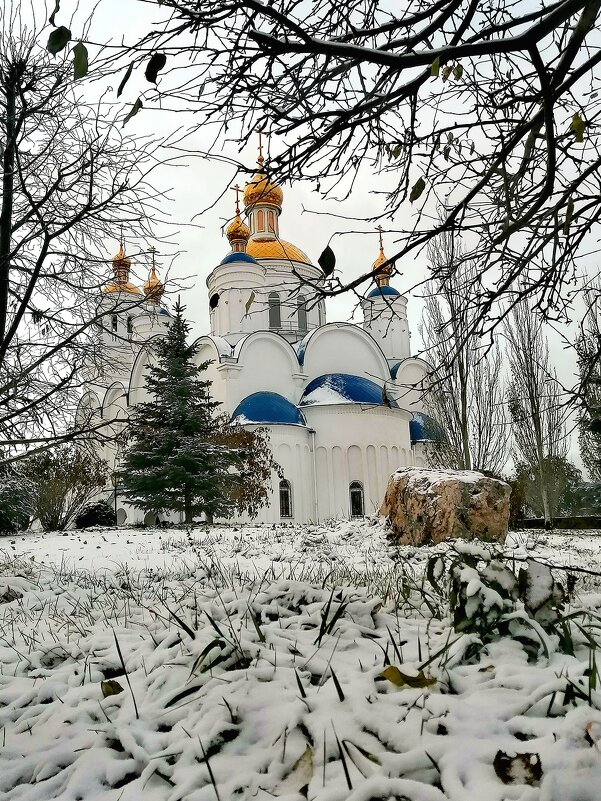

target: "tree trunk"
[184,484,192,524]
[539,463,552,529]
[0,62,20,351]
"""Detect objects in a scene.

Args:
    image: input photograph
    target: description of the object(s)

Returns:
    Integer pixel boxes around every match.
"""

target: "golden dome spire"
[373,225,393,286]
[104,235,142,294]
[243,132,284,209]
[143,246,165,304]
[226,184,251,252]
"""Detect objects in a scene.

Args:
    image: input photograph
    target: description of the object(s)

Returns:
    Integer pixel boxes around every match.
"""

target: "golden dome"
[104,281,142,295]
[226,213,251,244]
[373,227,393,286]
[243,137,283,208]
[104,240,142,294]
[246,237,311,264]
[144,264,164,304]
[113,242,131,269]
[243,171,283,209]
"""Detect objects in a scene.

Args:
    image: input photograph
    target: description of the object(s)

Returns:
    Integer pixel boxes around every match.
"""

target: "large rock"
[380,467,510,545]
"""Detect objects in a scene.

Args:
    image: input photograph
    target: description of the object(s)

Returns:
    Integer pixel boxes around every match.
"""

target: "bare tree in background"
[420,230,509,475]
[576,281,601,480]
[0,16,169,463]
[62,0,601,327]
[506,301,568,527]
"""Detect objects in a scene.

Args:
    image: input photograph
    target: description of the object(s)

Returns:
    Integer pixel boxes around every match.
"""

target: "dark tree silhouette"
[0,13,168,463]
[70,0,601,325]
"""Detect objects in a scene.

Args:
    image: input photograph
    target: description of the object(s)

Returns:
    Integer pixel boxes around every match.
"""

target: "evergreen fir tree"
[121,302,241,524]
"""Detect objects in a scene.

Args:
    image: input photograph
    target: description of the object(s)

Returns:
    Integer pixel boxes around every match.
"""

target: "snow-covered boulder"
[380,467,510,545]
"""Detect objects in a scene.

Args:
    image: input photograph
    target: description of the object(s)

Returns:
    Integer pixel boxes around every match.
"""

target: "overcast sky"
[35,0,593,469]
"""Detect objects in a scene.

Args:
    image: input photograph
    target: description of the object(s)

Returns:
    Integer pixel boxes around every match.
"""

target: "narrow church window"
[297,295,308,332]
[111,315,118,332]
[127,316,133,335]
[268,210,275,233]
[349,481,365,517]
[209,293,220,310]
[279,479,293,518]
[257,210,265,232]
[269,292,281,329]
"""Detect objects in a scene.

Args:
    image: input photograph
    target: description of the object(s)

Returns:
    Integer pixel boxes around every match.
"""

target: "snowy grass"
[2,522,601,800]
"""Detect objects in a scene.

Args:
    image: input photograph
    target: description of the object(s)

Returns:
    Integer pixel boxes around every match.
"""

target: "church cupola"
[243,134,283,239]
[361,228,410,360]
[104,238,142,296]
[372,225,394,288]
[226,185,251,253]
[143,246,165,305]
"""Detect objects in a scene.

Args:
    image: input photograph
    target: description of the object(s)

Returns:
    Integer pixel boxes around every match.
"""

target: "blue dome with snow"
[367,285,400,299]
[300,374,398,408]
[159,307,171,316]
[232,392,306,426]
[409,413,445,444]
[220,252,260,266]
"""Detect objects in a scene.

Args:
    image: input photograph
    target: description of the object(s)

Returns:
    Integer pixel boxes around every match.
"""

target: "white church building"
[82,149,431,524]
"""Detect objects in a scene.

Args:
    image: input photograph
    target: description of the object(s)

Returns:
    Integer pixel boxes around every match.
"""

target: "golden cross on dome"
[231,183,242,214]
[148,245,157,269]
[257,129,264,165]
[375,224,384,254]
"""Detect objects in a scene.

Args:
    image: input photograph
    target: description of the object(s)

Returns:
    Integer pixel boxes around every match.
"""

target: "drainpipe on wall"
[311,428,319,522]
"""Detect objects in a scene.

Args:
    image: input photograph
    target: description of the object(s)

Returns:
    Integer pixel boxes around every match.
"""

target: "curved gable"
[301,323,390,382]
[192,334,232,360]
[230,331,299,408]
[391,356,431,410]
[101,381,128,420]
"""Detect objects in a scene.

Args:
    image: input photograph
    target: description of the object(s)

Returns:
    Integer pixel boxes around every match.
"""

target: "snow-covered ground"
[1,521,601,801]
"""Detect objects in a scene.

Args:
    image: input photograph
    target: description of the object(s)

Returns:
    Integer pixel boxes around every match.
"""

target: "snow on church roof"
[232,392,307,426]
[299,373,399,408]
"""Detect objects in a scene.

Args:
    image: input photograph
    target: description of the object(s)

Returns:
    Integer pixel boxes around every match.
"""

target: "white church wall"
[224,423,315,524]
[302,404,414,519]
[193,338,227,406]
[362,295,411,360]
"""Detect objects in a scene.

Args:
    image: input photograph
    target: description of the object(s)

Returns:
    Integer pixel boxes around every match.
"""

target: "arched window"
[257,210,265,232]
[349,481,365,517]
[297,295,308,332]
[279,479,293,518]
[268,292,281,329]
[268,210,276,233]
[111,315,118,333]
[127,316,133,335]
[209,293,220,310]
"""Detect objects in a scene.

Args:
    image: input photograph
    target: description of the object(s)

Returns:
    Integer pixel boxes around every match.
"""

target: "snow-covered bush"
[426,544,566,660]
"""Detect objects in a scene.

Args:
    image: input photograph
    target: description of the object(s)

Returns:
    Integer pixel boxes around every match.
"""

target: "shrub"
[0,461,33,534]
[23,445,108,530]
[426,543,567,661]
[75,501,117,529]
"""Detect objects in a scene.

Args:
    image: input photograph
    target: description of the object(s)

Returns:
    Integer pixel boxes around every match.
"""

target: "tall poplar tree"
[505,301,568,528]
[121,303,241,524]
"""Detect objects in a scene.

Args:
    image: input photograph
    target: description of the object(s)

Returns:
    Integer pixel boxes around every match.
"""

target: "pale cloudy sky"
[39,0,590,466]
[53,0,431,337]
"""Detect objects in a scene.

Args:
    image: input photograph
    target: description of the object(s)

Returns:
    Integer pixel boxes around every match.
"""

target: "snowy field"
[1,521,601,801]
